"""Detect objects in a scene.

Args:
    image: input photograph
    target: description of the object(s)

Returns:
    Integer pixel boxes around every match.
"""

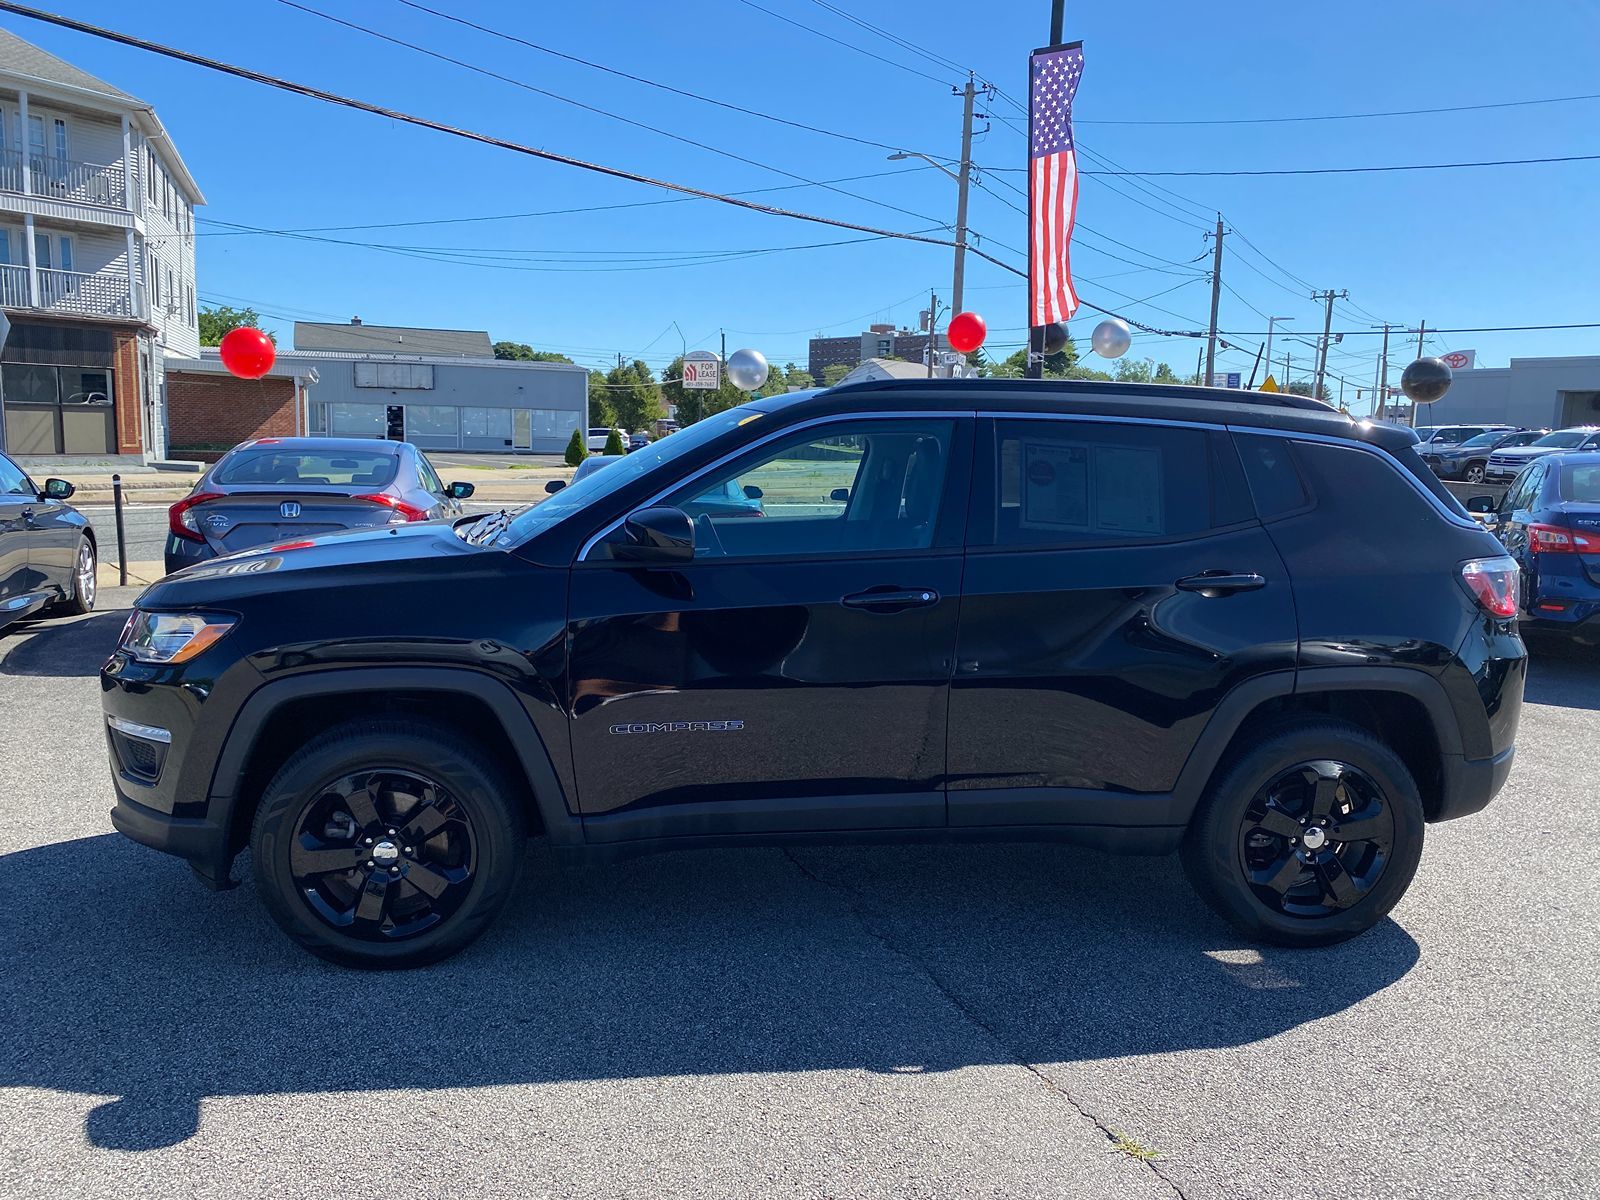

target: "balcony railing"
[0,263,137,318]
[0,148,128,209]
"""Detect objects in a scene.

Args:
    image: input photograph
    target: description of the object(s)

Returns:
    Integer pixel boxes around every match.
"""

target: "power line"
[983,152,1600,178]
[803,0,970,78]
[389,0,942,159]
[730,0,956,85]
[0,3,1021,273]
[277,1,948,229]
[1076,90,1600,127]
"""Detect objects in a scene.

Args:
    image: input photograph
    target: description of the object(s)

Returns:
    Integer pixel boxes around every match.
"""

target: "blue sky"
[13,0,1600,394]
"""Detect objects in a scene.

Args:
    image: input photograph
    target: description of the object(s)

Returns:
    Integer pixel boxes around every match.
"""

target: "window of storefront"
[328,402,385,437]
[405,404,459,448]
[1,362,114,455]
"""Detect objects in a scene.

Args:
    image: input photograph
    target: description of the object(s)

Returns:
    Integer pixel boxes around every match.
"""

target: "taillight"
[354,493,429,522]
[1527,522,1596,554]
[1459,556,1520,618]
[168,492,225,542]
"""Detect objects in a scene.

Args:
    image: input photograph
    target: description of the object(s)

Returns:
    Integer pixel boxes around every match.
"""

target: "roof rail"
[827,377,1338,413]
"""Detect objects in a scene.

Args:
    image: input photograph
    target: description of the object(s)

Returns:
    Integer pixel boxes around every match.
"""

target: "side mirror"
[829,487,850,503]
[544,479,566,494]
[743,484,764,500]
[1465,495,1496,514]
[449,481,475,500]
[42,477,75,501]
[614,505,694,563]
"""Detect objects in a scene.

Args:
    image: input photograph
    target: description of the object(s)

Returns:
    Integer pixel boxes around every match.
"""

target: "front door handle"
[841,587,940,612]
[1175,571,1266,597]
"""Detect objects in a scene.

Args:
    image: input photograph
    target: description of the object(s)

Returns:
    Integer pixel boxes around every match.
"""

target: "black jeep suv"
[100,380,1525,968]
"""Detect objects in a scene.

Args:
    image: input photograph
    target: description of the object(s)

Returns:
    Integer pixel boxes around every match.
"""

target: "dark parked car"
[1485,427,1600,482]
[0,449,96,629]
[165,437,475,575]
[1426,429,1548,483]
[1479,450,1600,640]
[102,380,1524,968]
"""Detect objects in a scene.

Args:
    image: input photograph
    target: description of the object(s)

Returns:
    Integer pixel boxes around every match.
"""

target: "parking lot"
[1,599,1595,1200]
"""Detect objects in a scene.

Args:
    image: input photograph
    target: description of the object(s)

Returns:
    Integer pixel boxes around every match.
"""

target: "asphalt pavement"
[0,602,1596,1199]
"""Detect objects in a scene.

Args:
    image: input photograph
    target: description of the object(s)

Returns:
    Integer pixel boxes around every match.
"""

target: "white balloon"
[1090,319,1131,359]
[726,348,770,392]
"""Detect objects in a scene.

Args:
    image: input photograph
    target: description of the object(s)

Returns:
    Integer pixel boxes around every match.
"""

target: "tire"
[250,719,526,968]
[1180,718,1425,947]
[50,536,96,616]
[1463,462,1487,484]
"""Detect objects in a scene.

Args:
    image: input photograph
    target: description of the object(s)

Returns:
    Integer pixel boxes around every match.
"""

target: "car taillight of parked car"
[354,493,429,522]
[1526,522,1596,554]
[1458,556,1520,618]
[168,492,225,542]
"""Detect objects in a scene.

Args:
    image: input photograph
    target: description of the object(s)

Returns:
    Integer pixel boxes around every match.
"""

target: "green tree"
[493,341,575,364]
[603,428,627,455]
[1153,361,1180,383]
[783,362,814,390]
[564,427,587,466]
[587,371,616,428]
[822,363,854,387]
[198,305,274,348]
[603,358,662,432]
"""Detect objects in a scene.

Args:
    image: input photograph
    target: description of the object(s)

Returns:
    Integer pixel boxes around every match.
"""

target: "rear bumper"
[1434,745,1516,823]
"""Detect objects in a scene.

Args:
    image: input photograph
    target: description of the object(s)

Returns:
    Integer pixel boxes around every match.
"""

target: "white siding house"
[0,26,203,460]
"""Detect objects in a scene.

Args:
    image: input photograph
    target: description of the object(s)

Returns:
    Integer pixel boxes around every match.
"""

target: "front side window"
[1502,464,1544,514]
[660,419,954,560]
[0,452,31,495]
[980,420,1222,547]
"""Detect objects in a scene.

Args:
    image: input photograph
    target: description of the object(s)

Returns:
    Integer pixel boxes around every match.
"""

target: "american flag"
[1029,43,1085,327]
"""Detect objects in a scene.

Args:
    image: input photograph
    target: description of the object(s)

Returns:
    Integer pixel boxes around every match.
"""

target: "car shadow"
[0,833,1419,1152]
[1523,636,1600,711]
[0,609,128,677]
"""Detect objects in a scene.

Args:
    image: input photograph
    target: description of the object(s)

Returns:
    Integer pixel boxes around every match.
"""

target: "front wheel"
[1181,719,1425,946]
[251,719,526,968]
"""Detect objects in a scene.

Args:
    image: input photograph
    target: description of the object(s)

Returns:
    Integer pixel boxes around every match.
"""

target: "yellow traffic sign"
[1259,374,1279,392]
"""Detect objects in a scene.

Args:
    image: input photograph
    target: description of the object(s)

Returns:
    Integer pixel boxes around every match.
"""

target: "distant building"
[809,323,933,383]
[1409,355,1600,430]
[837,357,932,385]
[166,324,590,457]
[0,27,203,461]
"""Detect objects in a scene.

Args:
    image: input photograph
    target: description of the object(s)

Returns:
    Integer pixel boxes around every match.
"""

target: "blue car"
[1485,450,1600,641]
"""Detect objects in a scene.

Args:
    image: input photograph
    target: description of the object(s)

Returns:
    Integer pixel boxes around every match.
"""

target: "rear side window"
[1234,434,1310,518]
[981,420,1226,547]
[1559,462,1600,502]
[213,449,399,487]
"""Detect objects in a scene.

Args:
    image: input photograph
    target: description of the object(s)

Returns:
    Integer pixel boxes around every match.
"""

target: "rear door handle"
[1175,571,1266,597]
[841,587,940,612]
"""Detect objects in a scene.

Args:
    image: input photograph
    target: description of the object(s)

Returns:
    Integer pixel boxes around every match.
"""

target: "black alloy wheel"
[1238,761,1395,919]
[252,719,525,968]
[289,769,478,941]
[1181,719,1425,946]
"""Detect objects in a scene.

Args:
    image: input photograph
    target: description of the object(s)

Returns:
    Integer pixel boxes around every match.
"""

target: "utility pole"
[1374,324,1395,421]
[926,289,940,377]
[1204,215,1224,386]
[951,74,977,316]
[1416,319,1426,363]
[1264,316,1292,384]
[1311,289,1347,402]
[1284,351,1292,391]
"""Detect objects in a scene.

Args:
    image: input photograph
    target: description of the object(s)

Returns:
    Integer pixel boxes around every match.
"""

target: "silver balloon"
[1400,357,1453,404]
[726,347,770,392]
[1090,318,1131,359]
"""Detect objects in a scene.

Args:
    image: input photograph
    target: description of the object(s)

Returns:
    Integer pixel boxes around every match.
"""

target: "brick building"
[165,354,316,461]
[809,324,932,384]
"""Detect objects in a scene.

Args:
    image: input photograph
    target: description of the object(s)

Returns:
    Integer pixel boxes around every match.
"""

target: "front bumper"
[110,785,236,887]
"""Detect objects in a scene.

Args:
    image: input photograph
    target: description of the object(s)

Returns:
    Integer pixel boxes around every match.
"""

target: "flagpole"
[1028,2,1074,381]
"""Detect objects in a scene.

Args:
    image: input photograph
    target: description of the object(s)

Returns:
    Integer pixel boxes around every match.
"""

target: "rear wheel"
[1181,719,1424,946]
[251,719,526,968]
[50,537,96,616]
[1463,461,1487,484]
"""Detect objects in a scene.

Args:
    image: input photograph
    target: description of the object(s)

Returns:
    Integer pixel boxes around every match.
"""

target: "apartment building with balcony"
[0,27,202,460]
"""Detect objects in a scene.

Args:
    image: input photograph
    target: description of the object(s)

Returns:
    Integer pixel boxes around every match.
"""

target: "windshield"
[1534,430,1590,448]
[499,406,760,545]
[1458,432,1504,449]
[1559,462,1600,503]
[213,448,398,487]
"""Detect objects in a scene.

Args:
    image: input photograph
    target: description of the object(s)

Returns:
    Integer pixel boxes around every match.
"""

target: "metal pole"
[1204,215,1224,385]
[111,473,127,586]
[1379,325,1391,421]
[952,74,976,316]
[927,289,937,378]
[1050,0,1064,42]
[1264,316,1281,383]
[1312,290,1340,401]
[1416,319,1426,363]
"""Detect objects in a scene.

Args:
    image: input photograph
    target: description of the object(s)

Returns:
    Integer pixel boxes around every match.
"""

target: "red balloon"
[218,326,276,379]
[946,310,987,354]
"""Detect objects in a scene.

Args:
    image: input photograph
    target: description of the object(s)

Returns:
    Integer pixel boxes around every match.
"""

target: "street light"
[1264,316,1293,384]
[888,148,972,316]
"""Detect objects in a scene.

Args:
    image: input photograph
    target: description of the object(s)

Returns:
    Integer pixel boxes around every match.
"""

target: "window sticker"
[1021,442,1089,529]
[1093,444,1163,533]
[1019,440,1164,535]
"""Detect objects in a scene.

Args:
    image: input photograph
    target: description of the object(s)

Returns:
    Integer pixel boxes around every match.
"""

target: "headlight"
[119,611,236,664]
